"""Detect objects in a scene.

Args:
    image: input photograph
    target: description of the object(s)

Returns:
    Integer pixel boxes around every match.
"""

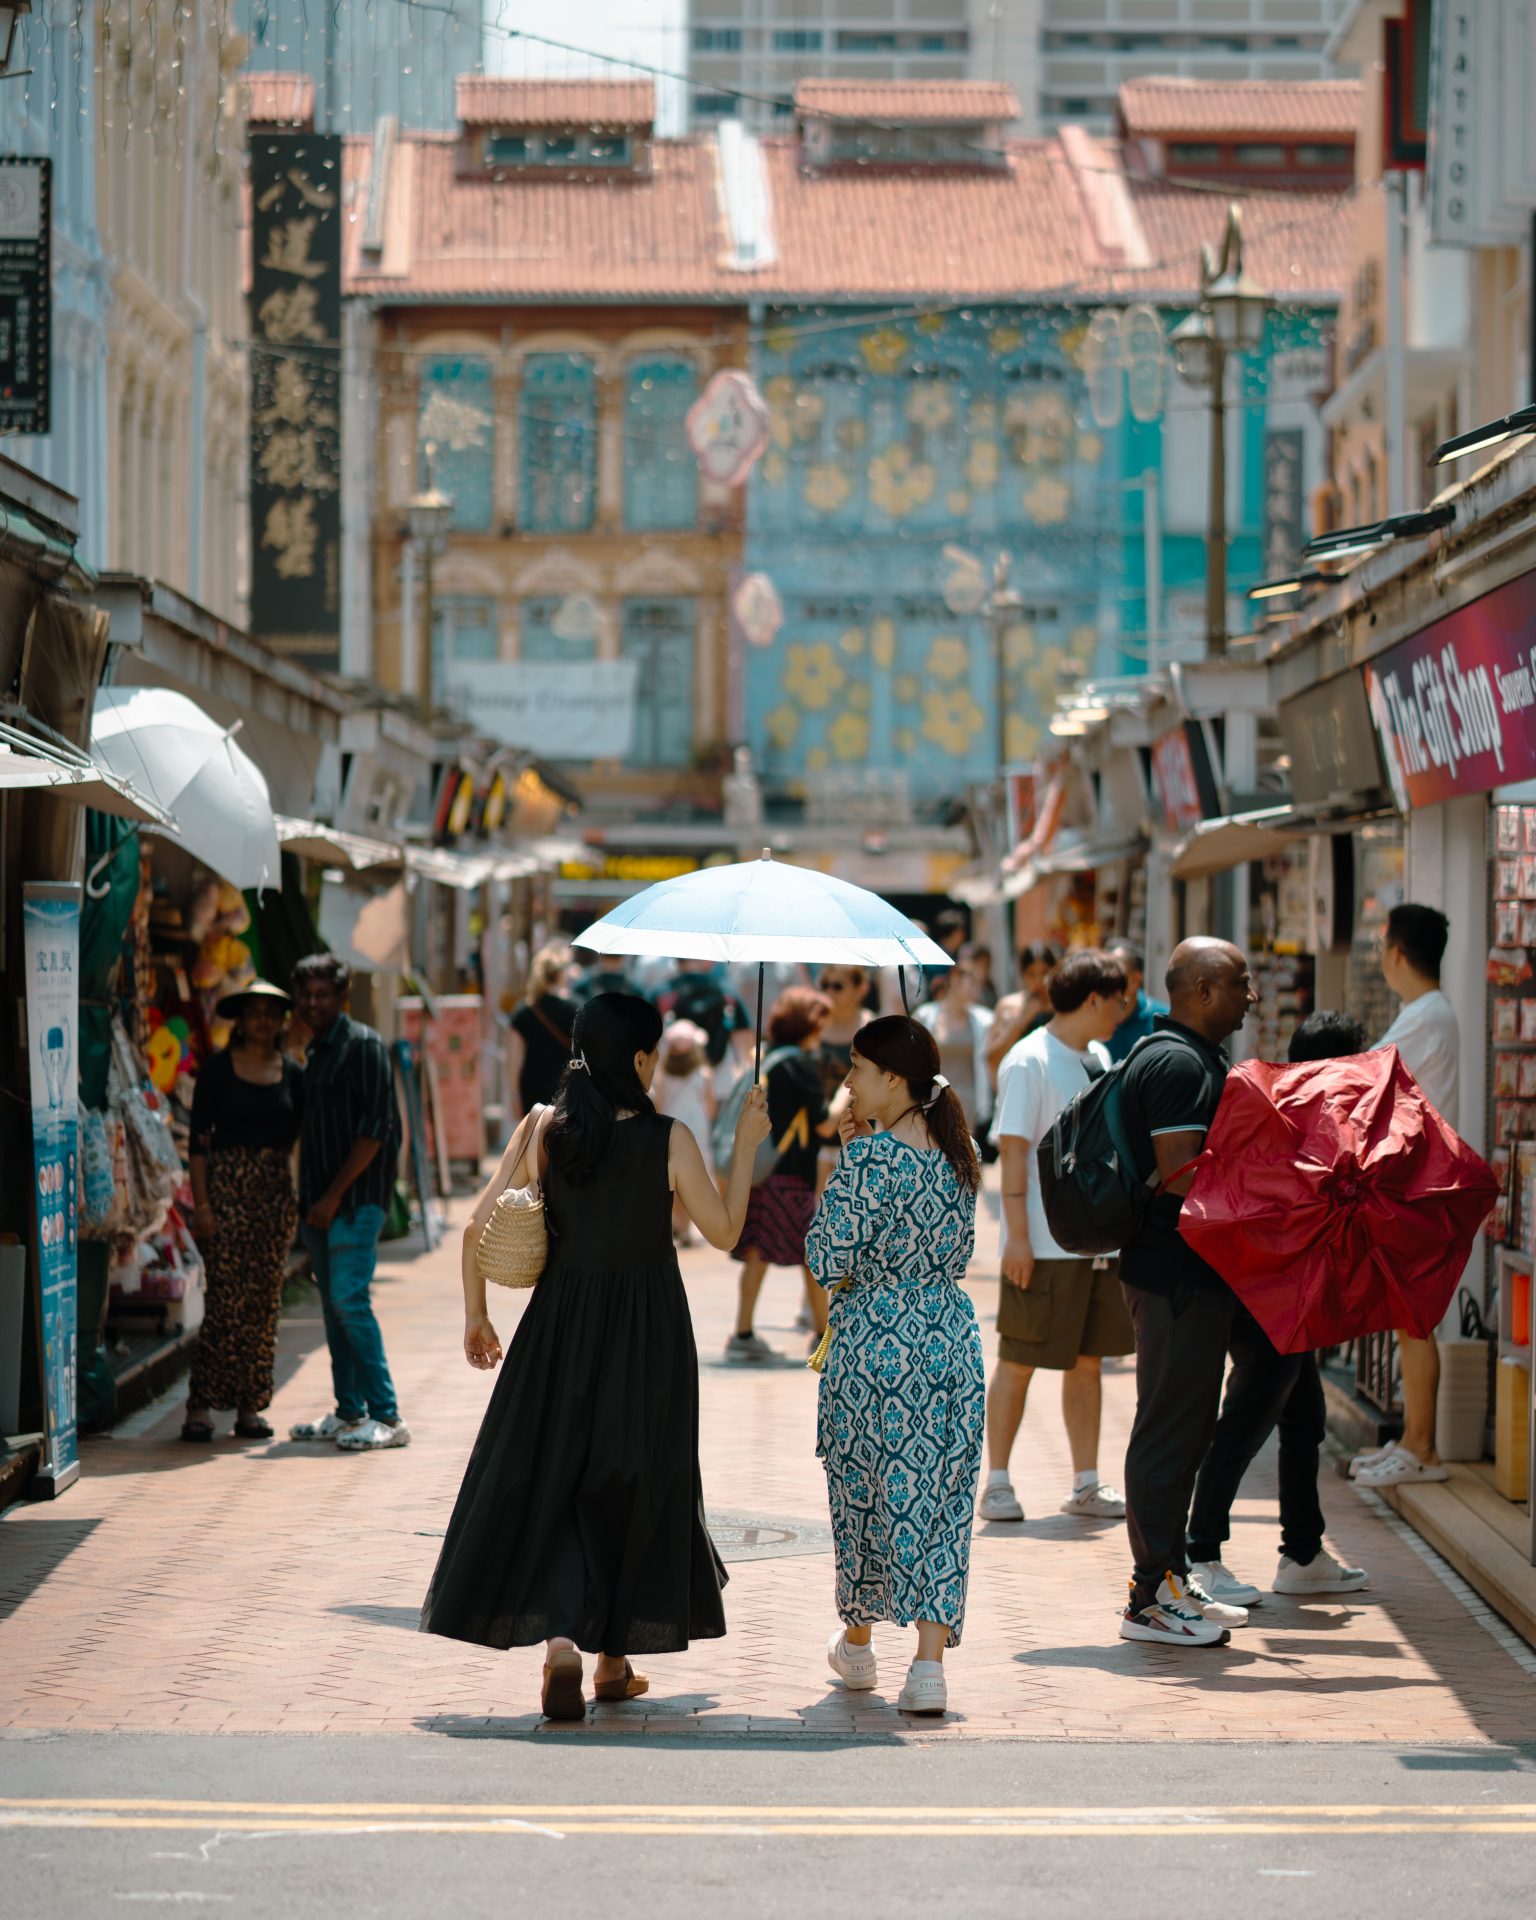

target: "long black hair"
[545,992,662,1184]
[851,1014,981,1194]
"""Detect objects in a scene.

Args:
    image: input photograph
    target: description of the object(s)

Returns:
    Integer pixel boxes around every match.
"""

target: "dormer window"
[794,79,1020,171]
[457,77,653,179]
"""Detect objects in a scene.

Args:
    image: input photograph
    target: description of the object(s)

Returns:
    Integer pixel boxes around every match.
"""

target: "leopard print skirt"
[188,1148,299,1413]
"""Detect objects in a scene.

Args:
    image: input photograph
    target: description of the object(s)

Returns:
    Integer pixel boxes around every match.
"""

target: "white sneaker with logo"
[1167,1571,1249,1629]
[1273,1549,1370,1595]
[977,1480,1025,1522]
[335,1417,412,1452]
[1188,1559,1262,1608]
[1119,1582,1229,1648]
[826,1629,878,1691]
[896,1660,948,1715]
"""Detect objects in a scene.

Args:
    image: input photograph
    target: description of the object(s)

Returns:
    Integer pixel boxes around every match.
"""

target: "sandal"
[540,1648,586,1722]
[233,1416,274,1440]
[592,1660,649,1703]
[180,1421,214,1443]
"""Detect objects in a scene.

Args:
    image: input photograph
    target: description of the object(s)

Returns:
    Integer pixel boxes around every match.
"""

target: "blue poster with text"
[25,882,80,1493]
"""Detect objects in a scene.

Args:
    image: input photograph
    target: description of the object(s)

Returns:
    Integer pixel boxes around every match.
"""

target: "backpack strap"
[1126,1029,1221,1190]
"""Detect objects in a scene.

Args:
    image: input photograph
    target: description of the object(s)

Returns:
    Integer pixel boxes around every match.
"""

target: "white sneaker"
[1273,1548,1370,1595]
[1188,1559,1262,1608]
[724,1331,781,1365]
[895,1660,947,1715]
[1355,1446,1449,1487]
[335,1417,411,1452]
[1348,1443,1396,1478]
[1119,1585,1229,1647]
[1166,1571,1248,1629]
[794,1308,814,1332]
[826,1629,878,1692]
[1060,1482,1126,1518]
[288,1411,364,1442]
[977,1480,1025,1522]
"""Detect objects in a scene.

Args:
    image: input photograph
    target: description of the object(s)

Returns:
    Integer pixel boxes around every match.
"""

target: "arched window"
[418,356,494,532]
[519,354,596,533]
[624,356,699,532]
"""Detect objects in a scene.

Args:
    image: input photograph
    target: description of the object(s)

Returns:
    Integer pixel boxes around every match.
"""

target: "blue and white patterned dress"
[805,1133,986,1646]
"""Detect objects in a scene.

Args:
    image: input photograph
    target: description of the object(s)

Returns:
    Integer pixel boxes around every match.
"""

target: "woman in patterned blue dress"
[805,1014,985,1717]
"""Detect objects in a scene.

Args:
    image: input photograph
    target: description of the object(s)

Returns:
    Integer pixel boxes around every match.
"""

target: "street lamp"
[986,551,1023,781]
[1171,204,1269,658]
[408,439,453,723]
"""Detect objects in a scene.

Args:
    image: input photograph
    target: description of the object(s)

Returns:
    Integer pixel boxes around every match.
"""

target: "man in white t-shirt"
[979,948,1136,1524]
[1354,903,1459,1489]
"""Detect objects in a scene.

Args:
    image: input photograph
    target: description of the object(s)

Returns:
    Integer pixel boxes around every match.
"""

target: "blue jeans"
[300,1205,398,1424]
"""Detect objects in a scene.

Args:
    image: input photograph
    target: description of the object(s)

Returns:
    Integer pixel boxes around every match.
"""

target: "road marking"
[6,1798,1536,1819]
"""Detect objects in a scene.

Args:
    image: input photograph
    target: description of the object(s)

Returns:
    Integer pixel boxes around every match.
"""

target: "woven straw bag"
[477,1109,549,1290]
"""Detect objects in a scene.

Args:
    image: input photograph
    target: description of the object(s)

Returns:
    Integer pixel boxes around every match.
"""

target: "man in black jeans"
[1186,1009,1371,1605]
[1117,937,1256,1648]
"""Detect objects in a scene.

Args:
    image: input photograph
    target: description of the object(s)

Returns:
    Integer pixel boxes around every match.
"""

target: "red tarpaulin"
[1179,1046,1498,1353]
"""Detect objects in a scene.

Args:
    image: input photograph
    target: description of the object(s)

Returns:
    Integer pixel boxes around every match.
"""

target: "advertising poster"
[398,996,484,1164]
[24,882,81,1497]
[0,156,50,435]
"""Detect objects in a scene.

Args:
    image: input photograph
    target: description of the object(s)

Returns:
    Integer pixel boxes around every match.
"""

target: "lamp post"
[986,549,1023,781]
[407,440,453,723]
[1170,204,1269,658]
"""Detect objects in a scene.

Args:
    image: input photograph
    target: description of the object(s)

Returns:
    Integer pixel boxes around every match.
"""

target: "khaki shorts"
[997,1258,1135,1370]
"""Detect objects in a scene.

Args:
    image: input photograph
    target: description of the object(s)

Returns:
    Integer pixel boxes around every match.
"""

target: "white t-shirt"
[992,1027,1111,1262]
[1375,988,1459,1124]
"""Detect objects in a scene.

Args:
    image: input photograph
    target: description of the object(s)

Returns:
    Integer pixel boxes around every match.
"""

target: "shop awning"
[1169,807,1304,881]
[275,815,402,874]
[0,741,172,825]
[1002,835,1146,901]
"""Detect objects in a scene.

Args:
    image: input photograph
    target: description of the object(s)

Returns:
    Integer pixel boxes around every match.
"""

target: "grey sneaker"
[288,1412,365,1442]
[724,1331,780,1365]
[1273,1549,1369,1595]
[1188,1559,1262,1607]
[978,1480,1025,1522]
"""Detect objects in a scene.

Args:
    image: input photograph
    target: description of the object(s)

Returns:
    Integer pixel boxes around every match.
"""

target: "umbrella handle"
[753,960,764,1085]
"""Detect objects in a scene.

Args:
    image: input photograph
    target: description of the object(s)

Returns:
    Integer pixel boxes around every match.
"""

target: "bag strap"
[504,1103,549,1193]
[1128,1029,1220,1193]
[527,999,572,1052]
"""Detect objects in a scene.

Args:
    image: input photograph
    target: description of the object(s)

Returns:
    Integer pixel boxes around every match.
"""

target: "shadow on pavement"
[0,1517,102,1620]
[415,1710,908,1747]
[1015,1642,1444,1694]
[329,1603,423,1630]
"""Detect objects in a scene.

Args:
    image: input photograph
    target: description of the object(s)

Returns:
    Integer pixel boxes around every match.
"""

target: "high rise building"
[234,0,483,133]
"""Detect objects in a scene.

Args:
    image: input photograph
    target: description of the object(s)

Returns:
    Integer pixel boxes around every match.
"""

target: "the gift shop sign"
[1150,722,1220,835]
[1365,568,1536,810]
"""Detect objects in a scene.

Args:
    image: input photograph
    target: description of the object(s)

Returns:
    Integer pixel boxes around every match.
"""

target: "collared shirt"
[1108,989,1169,1064]
[1117,1014,1230,1296]
[299,1013,401,1216]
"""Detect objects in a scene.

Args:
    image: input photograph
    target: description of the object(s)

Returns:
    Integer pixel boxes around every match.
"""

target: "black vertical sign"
[1262,427,1305,579]
[0,158,50,436]
[248,133,342,663]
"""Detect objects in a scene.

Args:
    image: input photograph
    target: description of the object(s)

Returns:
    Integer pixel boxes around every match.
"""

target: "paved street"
[5,1186,1536,1913]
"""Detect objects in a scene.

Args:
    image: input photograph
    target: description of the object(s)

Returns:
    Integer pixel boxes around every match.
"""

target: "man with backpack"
[1114,937,1256,1647]
[659,959,751,1093]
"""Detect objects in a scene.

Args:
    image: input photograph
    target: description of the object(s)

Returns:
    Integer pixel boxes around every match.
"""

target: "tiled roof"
[1117,78,1362,140]
[453,77,655,129]
[1118,177,1353,300]
[793,80,1021,124]
[242,72,315,128]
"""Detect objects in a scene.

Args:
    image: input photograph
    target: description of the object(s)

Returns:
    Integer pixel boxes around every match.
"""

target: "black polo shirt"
[1117,1015,1230,1296]
[299,1013,402,1217]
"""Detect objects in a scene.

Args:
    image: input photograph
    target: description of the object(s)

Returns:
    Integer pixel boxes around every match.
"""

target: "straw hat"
[215,978,292,1021]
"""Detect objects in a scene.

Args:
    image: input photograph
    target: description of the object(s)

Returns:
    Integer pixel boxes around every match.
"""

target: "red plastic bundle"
[1179,1045,1498,1353]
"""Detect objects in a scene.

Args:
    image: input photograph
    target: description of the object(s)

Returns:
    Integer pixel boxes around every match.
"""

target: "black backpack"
[669,972,733,1065]
[1036,1032,1217,1256]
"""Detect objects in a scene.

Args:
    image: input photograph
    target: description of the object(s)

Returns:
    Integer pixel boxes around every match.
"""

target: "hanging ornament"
[686,370,771,489]
[733,572,784,649]
[552,594,601,644]
[1123,305,1167,423]
[1081,309,1125,431]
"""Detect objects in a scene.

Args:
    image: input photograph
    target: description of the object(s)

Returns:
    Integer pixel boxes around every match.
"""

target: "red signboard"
[1151,723,1218,834]
[1364,568,1536,811]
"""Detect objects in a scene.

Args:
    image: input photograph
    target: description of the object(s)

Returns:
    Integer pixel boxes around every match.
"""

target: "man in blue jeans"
[288,953,409,1452]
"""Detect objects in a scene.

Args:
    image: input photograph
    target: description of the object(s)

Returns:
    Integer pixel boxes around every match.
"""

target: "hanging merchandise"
[685,369,771,488]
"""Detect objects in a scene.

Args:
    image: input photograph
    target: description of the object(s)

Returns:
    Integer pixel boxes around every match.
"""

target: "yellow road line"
[5,1798,1535,1820]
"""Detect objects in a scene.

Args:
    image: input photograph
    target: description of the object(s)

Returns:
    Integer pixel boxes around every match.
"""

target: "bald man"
[1115,938,1257,1648]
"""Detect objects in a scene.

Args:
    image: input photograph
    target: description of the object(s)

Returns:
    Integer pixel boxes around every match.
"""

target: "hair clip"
[571,1052,590,1072]
[923,1073,950,1110]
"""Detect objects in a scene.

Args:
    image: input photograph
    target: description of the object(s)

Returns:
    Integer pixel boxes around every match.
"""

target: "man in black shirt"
[289,954,409,1453]
[1116,937,1256,1648]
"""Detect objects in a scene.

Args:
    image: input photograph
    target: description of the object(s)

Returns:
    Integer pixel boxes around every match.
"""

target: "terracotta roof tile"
[1117,78,1362,140]
[453,77,655,129]
[1117,177,1353,300]
[242,72,315,128]
[794,80,1021,123]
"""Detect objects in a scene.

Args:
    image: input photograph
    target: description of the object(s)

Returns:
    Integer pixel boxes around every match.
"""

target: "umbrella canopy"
[91,686,282,892]
[574,850,953,971]
[1179,1046,1498,1353]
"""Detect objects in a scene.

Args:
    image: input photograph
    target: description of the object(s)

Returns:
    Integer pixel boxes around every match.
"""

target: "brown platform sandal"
[592,1661,650,1703]
[540,1649,586,1722]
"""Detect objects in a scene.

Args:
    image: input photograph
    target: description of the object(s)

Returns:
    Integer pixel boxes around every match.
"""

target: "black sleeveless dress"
[420,1111,727,1656]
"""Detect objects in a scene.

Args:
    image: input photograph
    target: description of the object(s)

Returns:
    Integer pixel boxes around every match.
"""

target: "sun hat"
[215,978,292,1021]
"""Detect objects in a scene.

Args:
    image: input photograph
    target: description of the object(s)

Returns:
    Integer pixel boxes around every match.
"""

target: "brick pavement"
[3,1184,1535,1743]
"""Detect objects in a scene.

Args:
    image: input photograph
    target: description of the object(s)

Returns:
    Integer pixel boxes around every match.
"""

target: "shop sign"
[559,853,699,884]
[1150,723,1220,835]
[24,882,80,1497]
[1262,429,1305,578]
[1279,670,1387,807]
[0,158,50,435]
[685,369,770,488]
[445,659,639,760]
[248,132,343,660]
[1364,568,1536,810]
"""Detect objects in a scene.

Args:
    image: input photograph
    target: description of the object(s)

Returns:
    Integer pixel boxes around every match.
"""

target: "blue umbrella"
[575,850,953,1075]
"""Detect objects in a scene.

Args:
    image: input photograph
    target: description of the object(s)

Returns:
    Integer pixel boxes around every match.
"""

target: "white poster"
[446,659,640,760]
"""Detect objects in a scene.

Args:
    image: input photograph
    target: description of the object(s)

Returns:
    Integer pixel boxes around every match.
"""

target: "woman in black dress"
[505,943,575,1120]
[421,992,771,1721]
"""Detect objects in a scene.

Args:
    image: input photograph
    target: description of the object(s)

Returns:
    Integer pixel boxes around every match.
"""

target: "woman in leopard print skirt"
[183,982,303,1442]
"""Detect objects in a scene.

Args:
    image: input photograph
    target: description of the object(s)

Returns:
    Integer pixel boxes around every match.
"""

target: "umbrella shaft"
[754,961,764,1085]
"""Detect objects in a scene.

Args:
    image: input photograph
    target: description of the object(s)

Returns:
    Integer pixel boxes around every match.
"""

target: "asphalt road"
[6,1732,1536,1919]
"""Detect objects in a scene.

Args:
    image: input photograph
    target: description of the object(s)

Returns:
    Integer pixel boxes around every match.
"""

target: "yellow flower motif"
[966,439,1000,490]
[1002,392,1033,432]
[968,398,998,432]
[839,626,865,656]
[805,745,830,773]
[829,710,870,761]
[847,681,872,712]
[926,633,971,682]
[1003,622,1035,667]
[894,726,917,756]
[870,619,896,669]
[835,415,868,451]
[1006,713,1039,760]
[905,381,955,432]
[1023,475,1072,525]
[921,686,985,757]
[782,642,847,712]
[761,448,788,487]
[868,443,936,519]
[764,374,796,405]
[946,488,971,515]
[988,325,1024,355]
[765,373,796,449]
[803,462,852,514]
[1057,322,1087,362]
[914,312,946,337]
[894,673,921,704]
[860,327,909,375]
[765,703,799,749]
[791,389,825,442]
[1077,430,1103,465]
[765,329,798,356]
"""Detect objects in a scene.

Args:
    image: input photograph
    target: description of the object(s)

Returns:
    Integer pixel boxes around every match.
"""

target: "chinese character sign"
[1262,429,1305,579]
[0,158,50,436]
[24,883,80,1495]
[248,134,342,659]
